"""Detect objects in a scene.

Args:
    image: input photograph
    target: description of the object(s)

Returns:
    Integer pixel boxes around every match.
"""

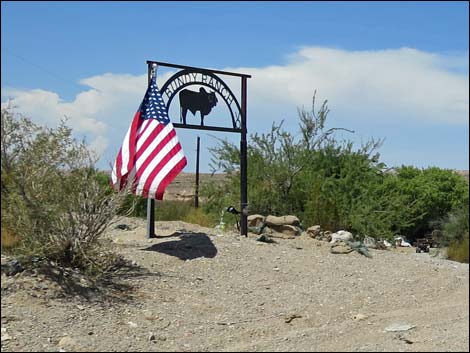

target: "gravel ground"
[1,217,469,352]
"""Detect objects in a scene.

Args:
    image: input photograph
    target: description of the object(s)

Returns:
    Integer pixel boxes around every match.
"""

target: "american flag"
[112,74,187,199]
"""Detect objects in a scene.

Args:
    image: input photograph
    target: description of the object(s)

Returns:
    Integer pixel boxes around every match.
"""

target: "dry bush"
[1,106,132,275]
[447,235,469,263]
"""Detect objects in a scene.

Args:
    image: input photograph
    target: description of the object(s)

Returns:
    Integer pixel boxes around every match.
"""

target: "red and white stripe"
[112,110,187,200]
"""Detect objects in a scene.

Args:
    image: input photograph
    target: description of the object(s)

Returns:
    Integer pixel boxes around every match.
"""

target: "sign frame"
[145,60,250,237]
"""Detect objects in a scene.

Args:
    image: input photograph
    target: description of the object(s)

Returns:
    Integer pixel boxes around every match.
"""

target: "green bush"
[204,94,469,241]
[394,166,469,238]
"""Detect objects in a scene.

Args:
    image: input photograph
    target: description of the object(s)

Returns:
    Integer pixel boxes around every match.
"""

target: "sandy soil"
[1,217,469,352]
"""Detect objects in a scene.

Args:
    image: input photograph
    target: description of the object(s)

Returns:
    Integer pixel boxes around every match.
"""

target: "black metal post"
[147,62,156,239]
[195,136,200,208]
[240,77,248,237]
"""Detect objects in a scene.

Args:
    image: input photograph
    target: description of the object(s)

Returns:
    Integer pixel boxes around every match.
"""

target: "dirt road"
[1,217,469,352]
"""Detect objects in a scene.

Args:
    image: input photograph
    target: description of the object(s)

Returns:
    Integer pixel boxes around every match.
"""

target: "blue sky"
[2,1,469,173]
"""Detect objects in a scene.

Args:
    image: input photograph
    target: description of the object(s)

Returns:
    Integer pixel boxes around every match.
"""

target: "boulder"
[330,230,353,244]
[306,225,322,238]
[265,215,300,227]
[320,231,332,242]
[247,214,265,227]
[330,241,354,254]
[268,224,301,237]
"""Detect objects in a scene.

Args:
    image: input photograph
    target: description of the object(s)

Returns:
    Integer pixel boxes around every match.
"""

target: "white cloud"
[227,47,469,125]
[1,46,468,169]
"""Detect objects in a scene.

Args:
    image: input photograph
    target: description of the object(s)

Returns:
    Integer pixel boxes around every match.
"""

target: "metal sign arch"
[145,60,250,238]
[160,69,242,129]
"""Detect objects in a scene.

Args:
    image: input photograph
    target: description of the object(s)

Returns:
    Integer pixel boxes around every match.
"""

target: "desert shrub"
[119,194,148,218]
[440,206,469,245]
[93,170,148,218]
[437,204,469,263]
[447,235,469,263]
[1,107,130,275]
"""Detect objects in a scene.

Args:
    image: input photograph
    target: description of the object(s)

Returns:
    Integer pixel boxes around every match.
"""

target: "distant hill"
[163,172,227,201]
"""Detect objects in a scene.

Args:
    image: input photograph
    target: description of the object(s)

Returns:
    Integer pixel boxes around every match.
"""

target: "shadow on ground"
[2,256,163,305]
[142,232,218,260]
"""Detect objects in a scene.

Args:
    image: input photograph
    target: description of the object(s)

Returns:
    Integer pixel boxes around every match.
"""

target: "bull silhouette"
[179,87,218,126]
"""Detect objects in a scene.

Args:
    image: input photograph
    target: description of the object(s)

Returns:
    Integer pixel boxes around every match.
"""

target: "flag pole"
[240,76,248,237]
[147,62,158,239]
[194,136,200,208]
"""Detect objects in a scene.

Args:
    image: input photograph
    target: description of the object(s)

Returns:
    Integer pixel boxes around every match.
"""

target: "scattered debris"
[115,224,131,231]
[395,237,412,247]
[348,241,372,258]
[1,328,12,342]
[352,313,368,321]
[396,334,414,344]
[284,314,302,323]
[256,234,277,244]
[2,259,24,276]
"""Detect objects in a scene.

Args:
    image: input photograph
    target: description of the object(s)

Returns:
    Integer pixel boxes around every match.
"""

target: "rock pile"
[247,216,392,257]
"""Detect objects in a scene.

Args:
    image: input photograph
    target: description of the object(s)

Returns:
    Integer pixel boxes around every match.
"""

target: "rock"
[330,230,353,244]
[247,214,265,227]
[363,236,377,249]
[268,224,301,237]
[115,224,131,230]
[248,225,265,235]
[284,314,302,323]
[348,241,372,258]
[256,234,277,244]
[262,226,274,234]
[1,331,12,342]
[148,332,156,341]
[384,323,415,332]
[58,336,76,349]
[3,259,24,276]
[330,241,354,254]
[352,313,368,321]
[319,231,332,242]
[306,225,322,238]
[265,215,300,227]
